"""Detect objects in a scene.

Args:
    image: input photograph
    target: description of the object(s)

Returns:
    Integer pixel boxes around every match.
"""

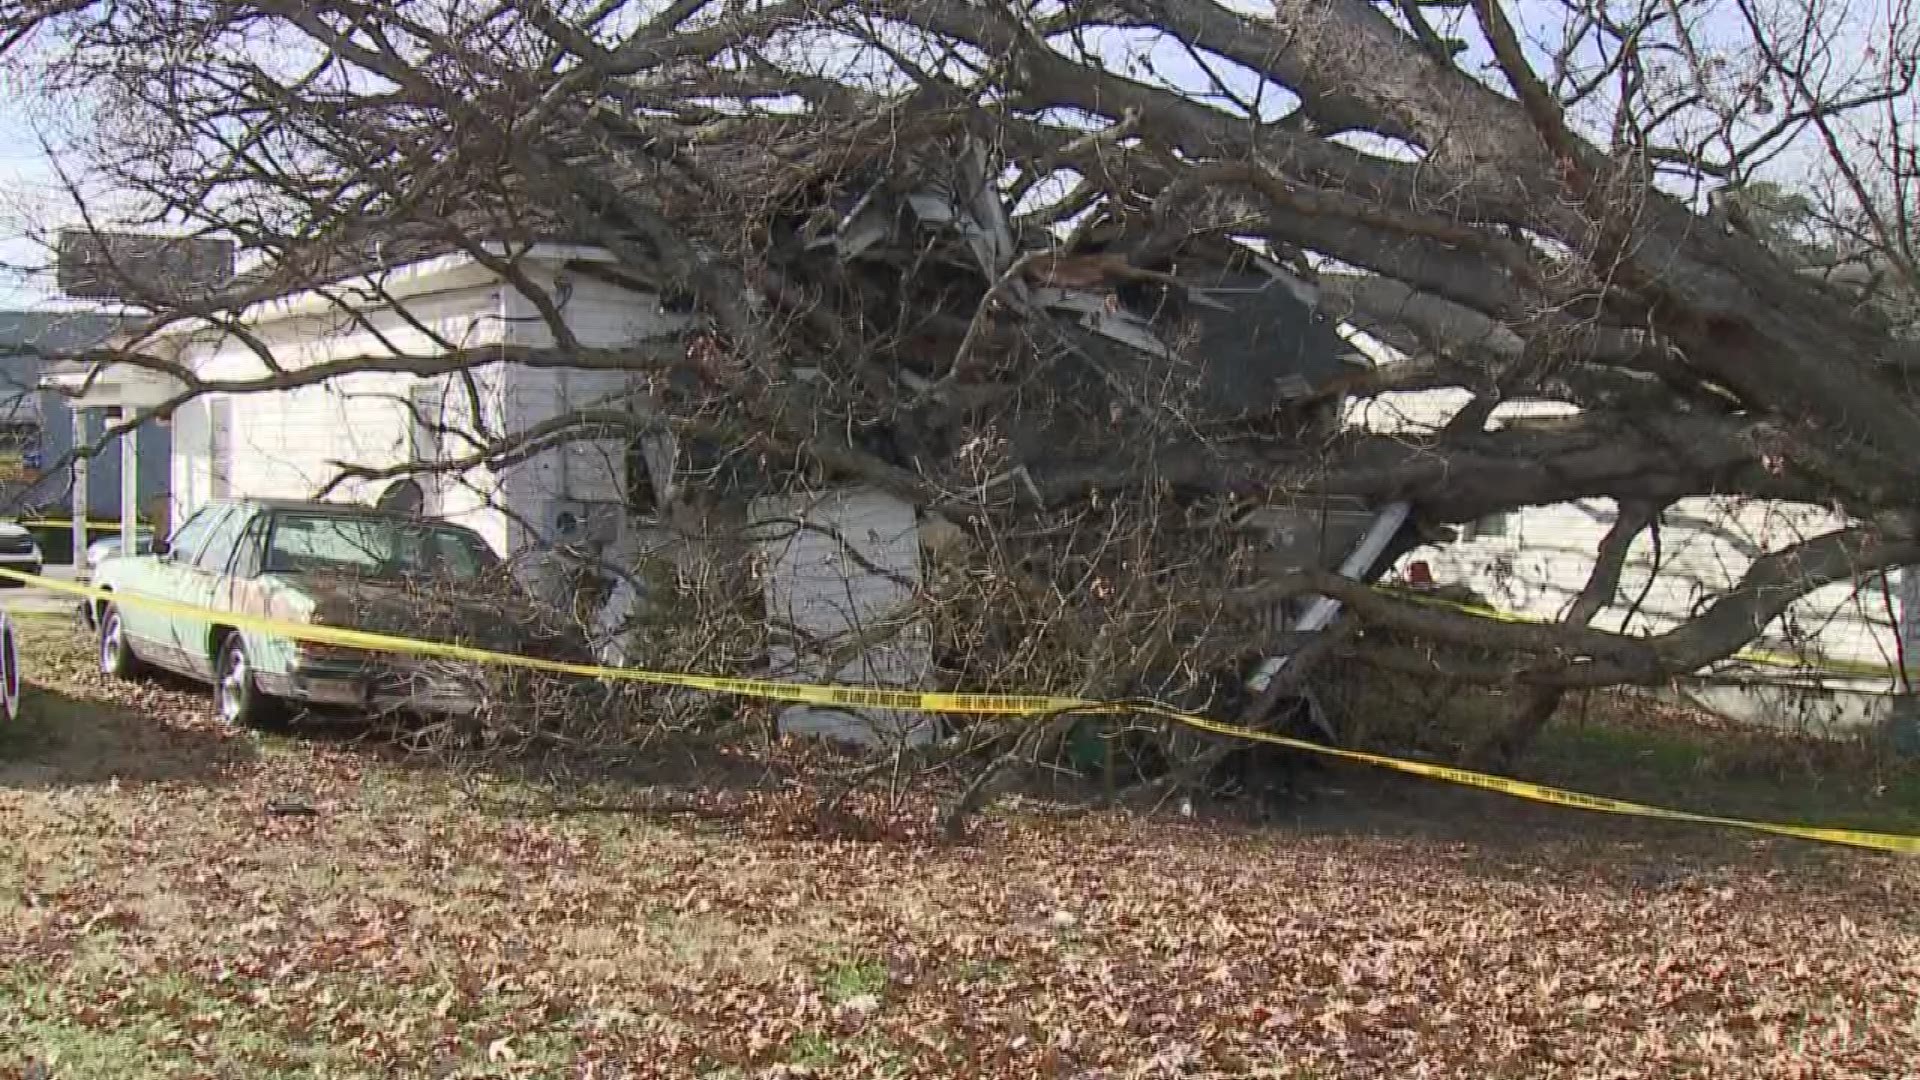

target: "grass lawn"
[3,613,1919,1078]
[1341,673,1920,835]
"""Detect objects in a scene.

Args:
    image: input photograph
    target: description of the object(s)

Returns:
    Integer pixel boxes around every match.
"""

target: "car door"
[115,505,224,671]
[218,511,295,681]
[168,506,252,679]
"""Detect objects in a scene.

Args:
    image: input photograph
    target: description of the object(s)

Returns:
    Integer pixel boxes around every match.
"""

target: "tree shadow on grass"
[365,724,802,827]
[0,682,257,790]
[1233,762,1910,906]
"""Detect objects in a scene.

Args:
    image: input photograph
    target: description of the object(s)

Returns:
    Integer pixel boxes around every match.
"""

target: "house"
[0,311,171,522]
[1354,387,1916,702]
[32,235,953,744]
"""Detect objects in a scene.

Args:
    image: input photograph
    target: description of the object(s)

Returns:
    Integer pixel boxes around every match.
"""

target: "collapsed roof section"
[791,136,1367,430]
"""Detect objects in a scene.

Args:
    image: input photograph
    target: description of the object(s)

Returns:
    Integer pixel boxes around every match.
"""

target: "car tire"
[214,632,284,728]
[98,604,149,679]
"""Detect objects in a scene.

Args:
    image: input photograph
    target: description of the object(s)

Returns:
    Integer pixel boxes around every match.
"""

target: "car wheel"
[214,633,284,727]
[98,604,148,679]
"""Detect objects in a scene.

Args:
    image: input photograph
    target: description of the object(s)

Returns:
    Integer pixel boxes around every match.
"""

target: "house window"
[410,379,486,463]
[207,396,232,499]
[626,437,660,518]
[407,380,491,514]
[408,382,449,462]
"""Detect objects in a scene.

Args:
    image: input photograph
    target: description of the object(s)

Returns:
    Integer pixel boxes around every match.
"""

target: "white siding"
[171,283,508,544]
[1356,389,1907,682]
[502,270,690,349]
[166,253,688,560]
[750,486,935,747]
[494,267,690,551]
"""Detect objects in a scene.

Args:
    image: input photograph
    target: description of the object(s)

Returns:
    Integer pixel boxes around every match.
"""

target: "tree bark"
[1469,499,1658,769]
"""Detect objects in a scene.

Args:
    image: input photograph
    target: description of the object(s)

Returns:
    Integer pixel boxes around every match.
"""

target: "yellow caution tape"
[1381,586,1901,680]
[18,519,132,531]
[3,566,1915,856]
[1140,707,1919,854]
[3,568,1086,714]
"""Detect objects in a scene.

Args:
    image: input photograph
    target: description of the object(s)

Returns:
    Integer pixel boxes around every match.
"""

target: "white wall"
[172,281,507,539]
[169,252,686,558]
[749,485,935,747]
[494,266,690,551]
[1351,389,1908,682]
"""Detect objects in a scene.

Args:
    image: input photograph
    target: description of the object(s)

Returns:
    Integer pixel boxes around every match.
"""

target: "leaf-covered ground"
[4,614,1919,1078]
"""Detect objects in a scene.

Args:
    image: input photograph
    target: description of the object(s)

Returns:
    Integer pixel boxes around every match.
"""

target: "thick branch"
[1302,526,1920,688]
[1469,498,1663,767]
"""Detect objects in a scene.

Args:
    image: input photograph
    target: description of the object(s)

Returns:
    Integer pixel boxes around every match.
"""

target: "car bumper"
[258,639,599,717]
[256,660,488,716]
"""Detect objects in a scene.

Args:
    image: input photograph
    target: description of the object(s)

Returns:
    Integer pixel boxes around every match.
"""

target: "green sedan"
[92,498,592,725]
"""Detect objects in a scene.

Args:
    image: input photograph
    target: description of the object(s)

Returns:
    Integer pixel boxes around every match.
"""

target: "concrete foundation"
[1653,675,1915,750]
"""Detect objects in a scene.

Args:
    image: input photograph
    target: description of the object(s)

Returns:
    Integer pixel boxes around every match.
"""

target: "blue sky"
[0,103,65,308]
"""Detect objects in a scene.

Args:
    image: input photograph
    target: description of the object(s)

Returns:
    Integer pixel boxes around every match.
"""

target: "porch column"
[119,408,138,558]
[70,409,87,578]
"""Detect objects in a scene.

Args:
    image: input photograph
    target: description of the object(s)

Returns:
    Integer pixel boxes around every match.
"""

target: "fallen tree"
[3,0,1917,806]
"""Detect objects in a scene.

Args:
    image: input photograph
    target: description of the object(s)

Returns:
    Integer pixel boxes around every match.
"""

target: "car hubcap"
[220,648,247,720]
[102,616,121,670]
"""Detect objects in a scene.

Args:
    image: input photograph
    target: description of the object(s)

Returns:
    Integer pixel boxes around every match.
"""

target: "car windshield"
[263,513,497,580]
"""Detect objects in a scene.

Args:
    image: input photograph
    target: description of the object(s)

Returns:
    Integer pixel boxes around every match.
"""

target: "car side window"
[191,509,248,574]
[166,507,224,564]
[228,513,270,578]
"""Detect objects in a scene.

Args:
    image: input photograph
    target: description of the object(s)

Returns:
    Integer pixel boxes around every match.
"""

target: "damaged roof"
[791,137,1365,423]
